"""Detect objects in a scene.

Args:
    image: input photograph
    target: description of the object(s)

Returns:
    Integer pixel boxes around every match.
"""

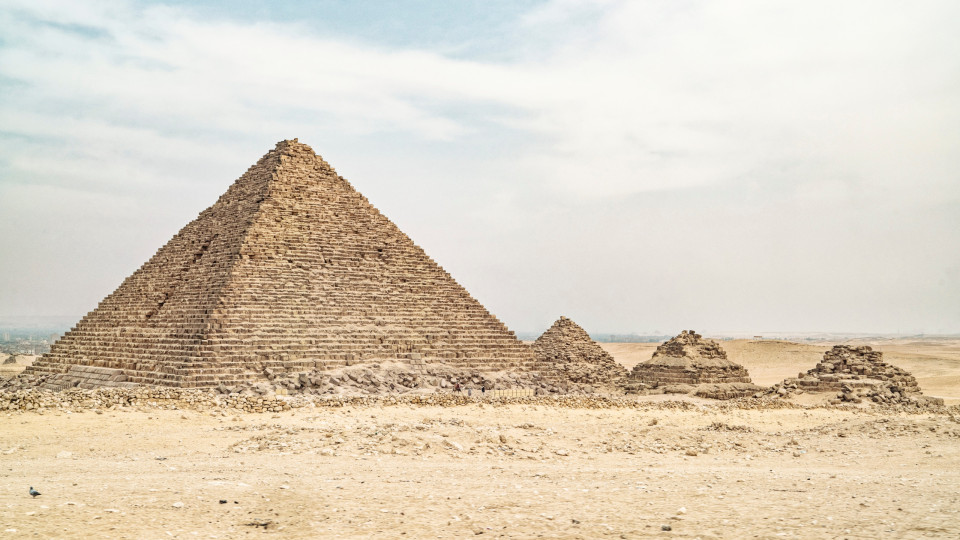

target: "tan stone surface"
[602,337,960,405]
[630,331,754,394]
[24,140,535,388]
[771,345,938,406]
[532,316,627,387]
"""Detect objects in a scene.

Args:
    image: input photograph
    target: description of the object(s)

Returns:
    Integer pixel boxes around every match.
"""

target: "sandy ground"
[600,338,960,404]
[3,404,960,539]
[0,357,37,381]
[4,338,960,538]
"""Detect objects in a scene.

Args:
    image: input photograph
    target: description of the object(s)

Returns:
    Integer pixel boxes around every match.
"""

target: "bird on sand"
[29,487,40,498]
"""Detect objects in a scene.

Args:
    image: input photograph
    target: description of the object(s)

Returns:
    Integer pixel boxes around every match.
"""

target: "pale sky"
[0,0,958,335]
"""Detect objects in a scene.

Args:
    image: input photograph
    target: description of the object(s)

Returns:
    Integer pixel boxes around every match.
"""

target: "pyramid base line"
[8,359,755,400]
[764,345,942,407]
[9,358,619,397]
[535,359,629,387]
[628,366,754,386]
[767,376,943,407]
[21,352,539,390]
[622,381,763,400]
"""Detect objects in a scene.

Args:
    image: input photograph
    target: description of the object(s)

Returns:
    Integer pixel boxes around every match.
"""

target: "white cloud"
[0,0,958,333]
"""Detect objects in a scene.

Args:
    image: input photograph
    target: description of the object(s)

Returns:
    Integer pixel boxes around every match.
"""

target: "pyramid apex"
[274,138,315,154]
[533,315,627,383]
[541,315,589,337]
[23,140,535,389]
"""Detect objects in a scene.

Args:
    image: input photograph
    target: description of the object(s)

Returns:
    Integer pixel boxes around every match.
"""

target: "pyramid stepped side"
[26,147,281,387]
[631,330,753,385]
[532,316,627,385]
[27,140,536,388]
[187,141,535,384]
[769,345,943,406]
[790,345,921,393]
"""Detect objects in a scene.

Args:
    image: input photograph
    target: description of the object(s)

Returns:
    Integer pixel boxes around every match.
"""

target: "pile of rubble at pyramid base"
[545,359,625,385]
[533,344,630,392]
[623,380,763,400]
[766,345,943,407]
[625,361,764,400]
[630,355,756,384]
[3,360,610,397]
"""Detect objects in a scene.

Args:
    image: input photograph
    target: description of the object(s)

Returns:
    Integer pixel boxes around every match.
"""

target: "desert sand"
[600,338,960,404]
[3,338,960,538]
[0,356,37,381]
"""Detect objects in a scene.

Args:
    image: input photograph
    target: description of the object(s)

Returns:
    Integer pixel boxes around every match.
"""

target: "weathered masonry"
[27,140,536,388]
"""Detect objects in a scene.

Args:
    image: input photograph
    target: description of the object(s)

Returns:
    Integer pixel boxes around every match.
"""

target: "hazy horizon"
[1,1,958,335]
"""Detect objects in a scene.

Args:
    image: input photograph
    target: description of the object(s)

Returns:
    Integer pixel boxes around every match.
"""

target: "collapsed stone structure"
[532,316,628,387]
[771,345,941,406]
[0,354,35,379]
[22,140,537,390]
[630,330,758,399]
[631,330,753,385]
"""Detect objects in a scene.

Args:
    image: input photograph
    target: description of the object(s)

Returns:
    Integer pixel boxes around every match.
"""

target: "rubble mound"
[20,140,537,390]
[631,330,754,385]
[770,345,943,406]
[4,360,561,398]
[694,382,764,400]
[630,330,759,399]
[532,317,628,387]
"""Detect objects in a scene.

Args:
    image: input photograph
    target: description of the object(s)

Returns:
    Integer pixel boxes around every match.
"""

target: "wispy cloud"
[1,0,958,333]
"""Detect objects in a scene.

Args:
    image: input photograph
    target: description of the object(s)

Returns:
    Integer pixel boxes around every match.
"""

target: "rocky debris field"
[1,383,954,416]
[2,360,606,398]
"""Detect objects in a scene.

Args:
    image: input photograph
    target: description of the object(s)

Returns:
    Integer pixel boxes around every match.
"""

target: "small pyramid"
[631,330,753,386]
[24,140,536,389]
[773,345,941,405]
[532,316,627,386]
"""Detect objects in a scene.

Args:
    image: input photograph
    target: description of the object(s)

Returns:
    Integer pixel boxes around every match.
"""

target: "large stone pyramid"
[631,330,753,386]
[532,316,627,386]
[25,140,536,389]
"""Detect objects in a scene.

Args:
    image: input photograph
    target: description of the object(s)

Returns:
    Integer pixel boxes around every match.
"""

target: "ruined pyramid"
[631,330,754,391]
[770,345,941,406]
[25,140,536,389]
[532,316,627,386]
